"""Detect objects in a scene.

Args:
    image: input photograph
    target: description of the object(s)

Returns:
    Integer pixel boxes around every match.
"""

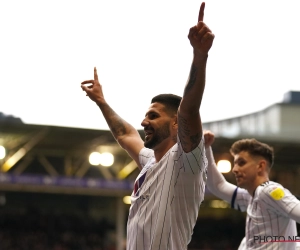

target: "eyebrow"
[234,157,245,164]
[145,111,158,117]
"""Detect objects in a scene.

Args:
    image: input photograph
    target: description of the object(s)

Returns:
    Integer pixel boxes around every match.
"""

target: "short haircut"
[151,94,182,116]
[230,138,274,168]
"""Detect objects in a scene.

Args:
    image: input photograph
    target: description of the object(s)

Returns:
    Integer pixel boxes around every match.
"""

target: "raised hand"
[81,67,105,104]
[188,2,214,55]
[204,130,215,148]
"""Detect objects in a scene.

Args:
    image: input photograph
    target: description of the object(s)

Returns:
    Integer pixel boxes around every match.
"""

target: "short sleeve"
[260,183,299,216]
[176,134,207,174]
[138,147,154,169]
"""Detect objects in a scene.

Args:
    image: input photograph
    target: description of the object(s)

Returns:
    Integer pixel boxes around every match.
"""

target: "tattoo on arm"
[100,104,127,137]
[178,113,201,151]
[111,120,127,137]
[178,113,189,150]
[189,132,201,150]
[184,63,197,95]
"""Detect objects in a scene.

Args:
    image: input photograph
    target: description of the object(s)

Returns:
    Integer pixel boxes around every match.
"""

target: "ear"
[257,159,267,174]
[172,115,178,129]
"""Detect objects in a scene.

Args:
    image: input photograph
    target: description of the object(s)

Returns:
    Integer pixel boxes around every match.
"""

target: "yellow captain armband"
[269,187,285,200]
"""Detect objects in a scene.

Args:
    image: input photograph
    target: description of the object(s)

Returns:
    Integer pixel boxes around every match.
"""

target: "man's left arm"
[178,2,215,153]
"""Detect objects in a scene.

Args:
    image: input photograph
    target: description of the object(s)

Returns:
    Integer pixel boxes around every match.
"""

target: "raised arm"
[204,131,237,203]
[178,2,215,152]
[81,67,144,168]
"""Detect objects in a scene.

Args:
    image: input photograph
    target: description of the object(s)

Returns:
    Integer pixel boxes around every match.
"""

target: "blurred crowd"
[0,208,246,250]
[0,209,116,250]
[2,192,294,250]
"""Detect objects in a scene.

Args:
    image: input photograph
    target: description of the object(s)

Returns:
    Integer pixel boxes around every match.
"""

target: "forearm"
[181,51,208,113]
[177,52,208,152]
[97,101,138,145]
[206,146,236,203]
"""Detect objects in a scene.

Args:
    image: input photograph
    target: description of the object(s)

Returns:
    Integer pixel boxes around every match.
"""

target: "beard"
[144,122,171,149]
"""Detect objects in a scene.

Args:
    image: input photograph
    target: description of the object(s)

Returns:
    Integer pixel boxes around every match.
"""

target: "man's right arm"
[81,67,144,169]
[97,101,144,168]
[206,146,237,203]
[204,131,236,203]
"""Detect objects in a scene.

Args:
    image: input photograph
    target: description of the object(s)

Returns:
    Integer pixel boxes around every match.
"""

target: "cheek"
[247,170,257,179]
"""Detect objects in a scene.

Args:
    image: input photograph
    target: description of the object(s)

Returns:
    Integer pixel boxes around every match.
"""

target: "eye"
[234,159,246,167]
[237,160,246,167]
[149,113,158,120]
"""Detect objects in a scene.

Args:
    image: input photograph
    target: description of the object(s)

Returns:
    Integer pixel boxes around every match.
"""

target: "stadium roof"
[1,100,300,197]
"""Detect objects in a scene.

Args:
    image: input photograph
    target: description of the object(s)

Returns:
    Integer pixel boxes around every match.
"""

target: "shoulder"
[138,147,154,168]
[232,187,251,211]
[258,181,287,201]
[139,147,154,157]
[257,181,300,214]
[176,134,205,154]
[236,187,251,201]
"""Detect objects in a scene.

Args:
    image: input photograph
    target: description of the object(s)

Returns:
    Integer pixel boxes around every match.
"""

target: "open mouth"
[144,129,153,140]
[145,133,152,140]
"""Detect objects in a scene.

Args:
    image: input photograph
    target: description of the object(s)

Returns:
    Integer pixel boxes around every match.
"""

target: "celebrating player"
[81,2,214,250]
[204,130,300,250]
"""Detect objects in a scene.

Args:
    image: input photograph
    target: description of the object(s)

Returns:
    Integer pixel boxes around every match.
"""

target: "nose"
[232,164,238,174]
[141,118,149,127]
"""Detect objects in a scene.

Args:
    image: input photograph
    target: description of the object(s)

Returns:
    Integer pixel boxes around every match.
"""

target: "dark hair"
[230,138,274,168]
[151,94,182,116]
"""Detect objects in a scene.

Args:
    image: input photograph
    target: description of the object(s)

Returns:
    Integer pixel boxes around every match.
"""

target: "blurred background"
[1,90,299,250]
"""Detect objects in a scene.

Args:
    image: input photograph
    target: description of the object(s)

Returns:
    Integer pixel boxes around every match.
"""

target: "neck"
[153,141,176,162]
[248,177,270,196]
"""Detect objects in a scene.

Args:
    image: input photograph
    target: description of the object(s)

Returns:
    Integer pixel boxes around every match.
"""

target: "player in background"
[81,3,214,250]
[204,130,300,250]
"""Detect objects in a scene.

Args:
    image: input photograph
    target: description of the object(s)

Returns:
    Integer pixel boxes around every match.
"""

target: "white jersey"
[232,181,299,250]
[126,135,207,250]
[237,237,247,250]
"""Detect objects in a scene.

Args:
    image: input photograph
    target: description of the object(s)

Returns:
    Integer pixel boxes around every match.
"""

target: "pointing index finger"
[94,67,98,81]
[198,2,205,22]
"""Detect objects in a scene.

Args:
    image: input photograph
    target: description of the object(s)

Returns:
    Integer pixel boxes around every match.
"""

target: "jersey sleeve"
[138,147,154,169]
[176,134,207,174]
[231,187,251,212]
[260,183,300,216]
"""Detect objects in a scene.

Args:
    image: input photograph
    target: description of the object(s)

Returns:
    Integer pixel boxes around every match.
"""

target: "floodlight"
[0,146,5,160]
[217,160,231,173]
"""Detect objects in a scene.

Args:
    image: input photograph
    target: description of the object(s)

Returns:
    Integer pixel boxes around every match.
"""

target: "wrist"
[193,49,208,60]
[95,98,107,107]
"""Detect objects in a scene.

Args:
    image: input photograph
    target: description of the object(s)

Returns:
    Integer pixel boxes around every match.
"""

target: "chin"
[144,141,153,149]
[236,181,243,188]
